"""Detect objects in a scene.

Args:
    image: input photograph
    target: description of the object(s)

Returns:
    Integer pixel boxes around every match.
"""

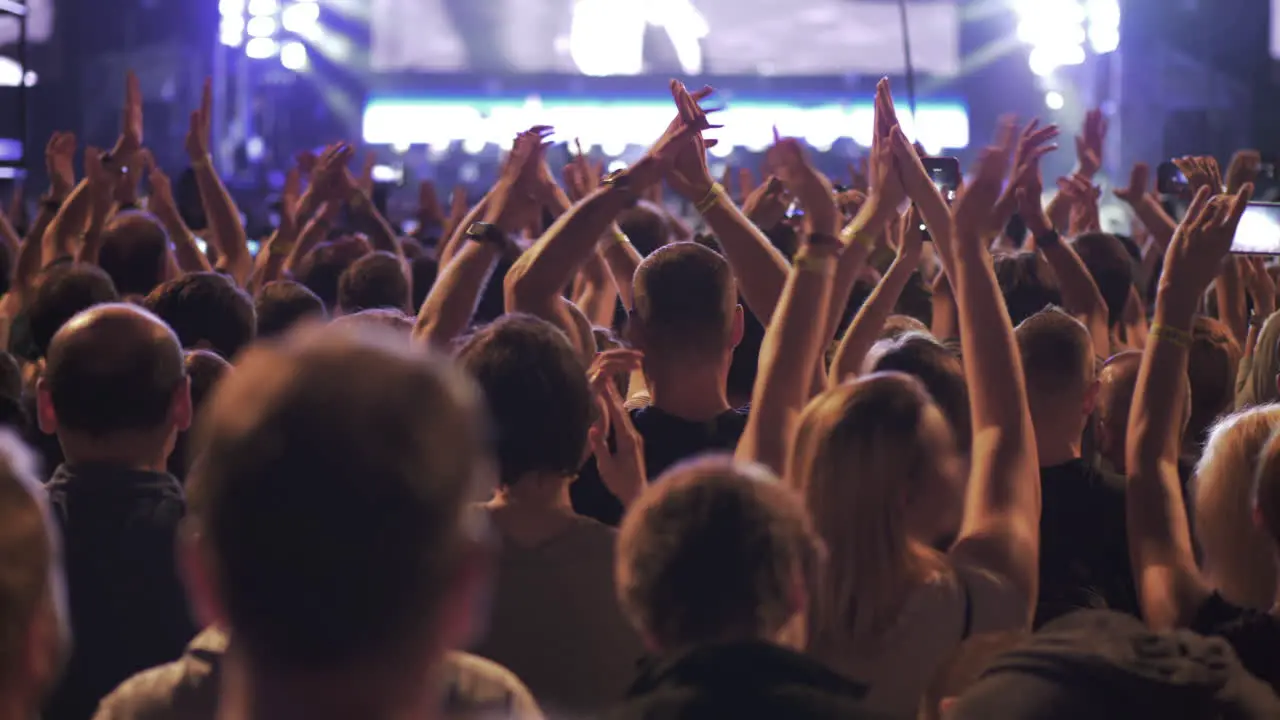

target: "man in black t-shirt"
[573,243,746,525]
[1015,307,1139,627]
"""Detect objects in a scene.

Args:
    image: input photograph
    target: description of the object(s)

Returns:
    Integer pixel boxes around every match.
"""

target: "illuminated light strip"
[362,98,970,153]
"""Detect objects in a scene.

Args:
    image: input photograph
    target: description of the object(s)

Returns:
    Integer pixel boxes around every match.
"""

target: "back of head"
[870,332,972,449]
[1189,316,1242,448]
[1194,405,1280,610]
[617,201,670,257]
[994,252,1061,327]
[337,251,410,314]
[632,242,738,362]
[791,373,960,655]
[97,212,170,297]
[185,350,231,412]
[949,610,1280,719]
[27,263,119,359]
[1015,307,1096,416]
[295,238,368,310]
[330,308,414,337]
[42,304,186,438]
[455,314,590,486]
[1073,232,1135,329]
[410,255,439,313]
[1238,310,1280,410]
[144,272,256,361]
[254,280,325,339]
[187,323,490,672]
[1096,351,1143,471]
[616,455,819,651]
[0,432,63,692]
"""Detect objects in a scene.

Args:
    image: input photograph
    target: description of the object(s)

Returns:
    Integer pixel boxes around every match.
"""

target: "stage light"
[245,37,279,59]
[281,2,320,33]
[280,41,308,70]
[1085,0,1120,54]
[247,0,278,16]
[219,0,245,18]
[708,140,734,158]
[1015,0,1088,77]
[362,97,972,156]
[1044,90,1065,110]
[220,15,245,47]
[247,16,277,38]
[607,159,628,173]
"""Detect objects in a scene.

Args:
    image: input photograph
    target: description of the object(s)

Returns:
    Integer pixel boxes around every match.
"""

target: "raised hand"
[587,348,647,507]
[357,151,377,195]
[1057,174,1102,235]
[1075,108,1107,178]
[1113,162,1151,206]
[768,131,839,236]
[953,117,1016,244]
[1161,184,1253,311]
[185,77,213,162]
[113,71,144,160]
[484,126,553,232]
[990,118,1058,237]
[1241,256,1277,318]
[662,81,721,198]
[741,175,791,231]
[418,180,444,227]
[1225,150,1262,195]
[83,146,115,215]
[1173,155,1222,196]
[866,79,907,218]
[45,132,76,201]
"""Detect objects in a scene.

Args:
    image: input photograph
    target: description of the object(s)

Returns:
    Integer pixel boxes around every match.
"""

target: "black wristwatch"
[465,222,508,248]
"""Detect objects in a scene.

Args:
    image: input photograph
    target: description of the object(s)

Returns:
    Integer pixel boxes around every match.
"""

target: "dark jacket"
[44,463,197,720]
[604,641,887,720]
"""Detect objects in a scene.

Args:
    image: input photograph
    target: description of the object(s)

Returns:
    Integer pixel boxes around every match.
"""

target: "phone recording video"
[921,156,960,203]
[1230,202,1280,256]
[1156,161,1188,195]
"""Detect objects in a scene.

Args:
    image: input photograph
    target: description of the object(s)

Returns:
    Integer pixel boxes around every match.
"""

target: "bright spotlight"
[246,16,277,38]
[245,37,279,59]
[1044,90,1065,110]
[708,140,734,158]
[218,0,246,17]
[220,15,245,46]
[1016,0,1088,77]
[247,0,278,16]
[280,41,308,71]
[281,2,320,33]
[1085,0,1121,53]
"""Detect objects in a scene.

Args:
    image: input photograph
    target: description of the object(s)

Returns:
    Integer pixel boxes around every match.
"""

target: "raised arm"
[943,120,1042,620]
[186,78,252,286]
[829,208,923,384]
[664,94,791,324]
[1114,163,1178,251]
[1017,158,1111,356]
[564,155,641,310]
[1126,184,1252,630]
[75,148,120,265]
[416,131,546,348]
[143,151,210,275]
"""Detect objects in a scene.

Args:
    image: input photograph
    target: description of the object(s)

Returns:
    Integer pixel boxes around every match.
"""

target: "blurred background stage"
[3,0,1280,234]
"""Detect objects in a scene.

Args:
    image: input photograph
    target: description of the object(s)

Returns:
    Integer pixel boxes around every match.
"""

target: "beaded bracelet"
[1150,323,1193,348]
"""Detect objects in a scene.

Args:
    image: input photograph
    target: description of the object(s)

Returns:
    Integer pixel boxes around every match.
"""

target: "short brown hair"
[632,242,737,359]
[1015,306,1095,400]
[616,455,821,650]
[1189,316,1242,449]
[188,324,490,670]
[0,433,54,676]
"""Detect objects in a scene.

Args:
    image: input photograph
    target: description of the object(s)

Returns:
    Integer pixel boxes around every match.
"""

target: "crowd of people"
[2,68,1280,719]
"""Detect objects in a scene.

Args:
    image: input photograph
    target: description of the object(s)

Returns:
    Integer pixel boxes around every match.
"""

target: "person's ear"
[34,378,57,436]
[1083,379,1101,416]
[172,375,193,433]
[730,304,745,348]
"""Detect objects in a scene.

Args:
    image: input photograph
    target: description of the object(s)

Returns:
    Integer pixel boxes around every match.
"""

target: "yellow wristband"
[794,252,836,277]
[694,183,724,215]
[839,225,877,251]
[611,231,631,246]
[1150,323,1193,348]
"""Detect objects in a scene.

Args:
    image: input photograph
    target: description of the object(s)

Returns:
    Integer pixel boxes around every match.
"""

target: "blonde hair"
[1193,404,1280,610]
[789,373,947,666]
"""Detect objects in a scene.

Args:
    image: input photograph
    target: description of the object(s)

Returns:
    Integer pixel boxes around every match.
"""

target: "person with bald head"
[38,303,197,720]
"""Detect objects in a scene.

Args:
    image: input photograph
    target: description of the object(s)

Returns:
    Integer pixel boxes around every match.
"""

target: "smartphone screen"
[922,157,960,202]
[1230,202,1280,255]
[1156,161,1188,195]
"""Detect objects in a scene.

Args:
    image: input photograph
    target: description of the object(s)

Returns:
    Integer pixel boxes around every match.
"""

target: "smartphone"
[1230,202,1280,255]
[1156,161,1188,195]
[922,156,960,202]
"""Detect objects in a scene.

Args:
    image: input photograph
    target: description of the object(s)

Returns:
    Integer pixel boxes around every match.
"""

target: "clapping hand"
[1161,184,1253,314]
[1075,108,1106,178]
[185,78,213,163]
[45,132,76,201]
[587,348,647,508]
